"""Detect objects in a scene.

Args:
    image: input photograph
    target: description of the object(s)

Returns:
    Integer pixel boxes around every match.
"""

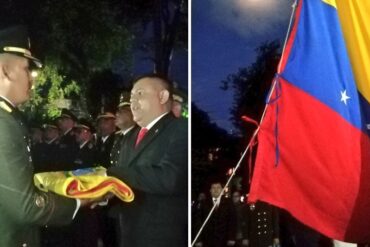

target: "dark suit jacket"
[108,113,188,247]
[0,98,76,247]
[195,197,237,247]
[247,201,279,247]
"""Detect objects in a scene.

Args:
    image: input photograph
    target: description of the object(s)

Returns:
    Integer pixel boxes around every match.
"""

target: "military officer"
[96,112,119,247]
[32,120,60,173]
[71,118,101,247]
[107,92,136,246]
[73,118,97,169]
[172,92,184,118]
[109,92,136,167]
[55,108,79,170]
[96,111,116,167]
[0,25,98,247]
[247,201,280,247]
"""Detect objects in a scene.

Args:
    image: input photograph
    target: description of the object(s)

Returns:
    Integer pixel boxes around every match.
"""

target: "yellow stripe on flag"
[336,1,370,103]
[322,0,337,8]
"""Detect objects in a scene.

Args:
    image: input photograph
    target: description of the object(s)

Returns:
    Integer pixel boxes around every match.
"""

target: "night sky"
[192,0,293,133]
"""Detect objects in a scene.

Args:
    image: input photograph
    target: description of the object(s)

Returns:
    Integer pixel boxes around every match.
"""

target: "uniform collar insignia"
[0,101,13,113]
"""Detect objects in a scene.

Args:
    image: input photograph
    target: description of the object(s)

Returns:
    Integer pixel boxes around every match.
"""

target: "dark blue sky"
[192,0,292,133]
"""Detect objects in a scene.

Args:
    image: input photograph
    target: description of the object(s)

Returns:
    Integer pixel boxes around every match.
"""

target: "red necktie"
[135,128,148,147]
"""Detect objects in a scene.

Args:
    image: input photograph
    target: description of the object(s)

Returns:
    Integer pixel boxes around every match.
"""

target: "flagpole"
[191,1,298,246]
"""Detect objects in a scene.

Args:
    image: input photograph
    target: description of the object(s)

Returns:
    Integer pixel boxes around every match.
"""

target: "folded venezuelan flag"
[34,166,134,202]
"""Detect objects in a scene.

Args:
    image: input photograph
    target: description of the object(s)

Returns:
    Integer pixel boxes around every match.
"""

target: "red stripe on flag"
[249,78,370,242]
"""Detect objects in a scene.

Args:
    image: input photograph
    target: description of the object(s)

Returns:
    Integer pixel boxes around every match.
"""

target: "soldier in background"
[247,200,280,247]
[95,112,118,247]
[232,191,249,247]
[29,125,43,147]
[96,112,116,167]
[73,118,97,169]
[71,118,101,247]
[55,108,79,170]
[172,93,184,118]
[32,121,60,173]
[110,92,136,167]
[107,92,136,246]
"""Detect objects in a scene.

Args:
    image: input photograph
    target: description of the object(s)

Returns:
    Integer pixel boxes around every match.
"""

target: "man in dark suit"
[194,181,237,247]
[107,74,188,247]
[0,25,97,247]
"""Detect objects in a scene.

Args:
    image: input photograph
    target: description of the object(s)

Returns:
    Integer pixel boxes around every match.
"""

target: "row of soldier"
[193,181,369,247]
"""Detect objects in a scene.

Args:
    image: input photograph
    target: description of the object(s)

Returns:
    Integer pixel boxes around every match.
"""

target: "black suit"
[195,197,237,247]
[108,113,188,247]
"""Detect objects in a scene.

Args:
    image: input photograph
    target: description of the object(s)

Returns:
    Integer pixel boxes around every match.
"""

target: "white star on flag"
[340,90,350,105]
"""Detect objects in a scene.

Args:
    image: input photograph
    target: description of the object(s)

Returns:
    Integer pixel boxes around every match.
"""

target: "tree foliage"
[0,0,133,122]
[21,63,81,122]
[221,41,281,136]
[115,0,188,75]
[0,0,188,123]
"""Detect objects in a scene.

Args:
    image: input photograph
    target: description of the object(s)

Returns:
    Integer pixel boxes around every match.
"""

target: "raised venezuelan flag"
[249,0,370,242]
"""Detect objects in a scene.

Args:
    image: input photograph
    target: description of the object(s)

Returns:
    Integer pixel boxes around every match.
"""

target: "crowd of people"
[192,181,370,247]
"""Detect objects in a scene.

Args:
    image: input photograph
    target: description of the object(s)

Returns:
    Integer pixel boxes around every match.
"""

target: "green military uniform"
[0,98,77,246]
[0,25,78,247]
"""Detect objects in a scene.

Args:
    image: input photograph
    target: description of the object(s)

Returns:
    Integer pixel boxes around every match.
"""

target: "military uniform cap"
[118,91,131,108]
[58,108,77,122]
[173,94,183,103]
[43,120,58,129]
[0,25,42,68]
[75,118,95,132]
[97,112,116,120]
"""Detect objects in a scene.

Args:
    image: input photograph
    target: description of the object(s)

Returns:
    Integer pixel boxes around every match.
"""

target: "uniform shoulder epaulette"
[0,101,13,113]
